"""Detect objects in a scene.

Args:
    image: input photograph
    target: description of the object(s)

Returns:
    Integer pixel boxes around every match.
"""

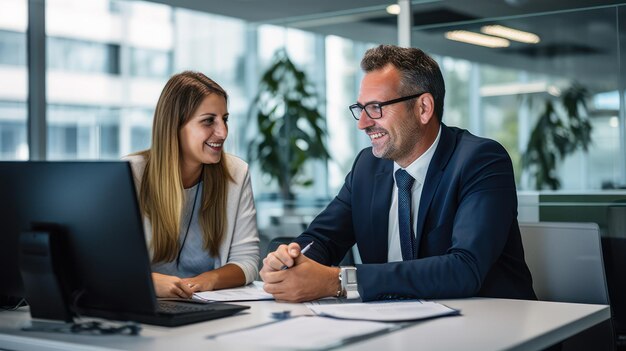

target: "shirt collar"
[393,125,442,186]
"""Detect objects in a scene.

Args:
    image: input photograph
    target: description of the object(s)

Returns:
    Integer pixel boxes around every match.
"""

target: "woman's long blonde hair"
[137,71,233,263]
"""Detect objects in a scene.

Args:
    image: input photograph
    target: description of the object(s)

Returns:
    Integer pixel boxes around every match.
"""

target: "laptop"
[89,298,250,327]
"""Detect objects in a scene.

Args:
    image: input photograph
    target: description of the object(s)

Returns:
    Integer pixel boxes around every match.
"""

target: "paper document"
[193,281,274,302]
[306,300,459,322]
[210,316,395,350]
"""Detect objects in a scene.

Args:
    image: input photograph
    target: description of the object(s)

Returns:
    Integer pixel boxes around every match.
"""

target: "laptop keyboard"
[122,300,250,326]
[157,300,216,314]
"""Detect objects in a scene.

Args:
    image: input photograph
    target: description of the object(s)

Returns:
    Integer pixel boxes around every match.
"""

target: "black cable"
[21,289,141,336]
[69,321,141,335]
[176,175,202,268]
[70,289,86,319]
[68,289,141,335]
[0,298,27,311]
[23,320,141,335]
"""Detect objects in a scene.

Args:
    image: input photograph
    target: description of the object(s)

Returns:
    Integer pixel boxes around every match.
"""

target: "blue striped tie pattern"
[395,169,415,261]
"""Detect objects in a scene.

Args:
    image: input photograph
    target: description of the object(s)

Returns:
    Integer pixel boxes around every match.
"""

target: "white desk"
[0,298,609,351]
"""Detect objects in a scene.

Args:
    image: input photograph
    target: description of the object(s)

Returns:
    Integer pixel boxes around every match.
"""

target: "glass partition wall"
[410,5,624,191]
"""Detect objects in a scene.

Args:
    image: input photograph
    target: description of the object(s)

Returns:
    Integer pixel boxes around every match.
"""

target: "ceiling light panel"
[481,25,540,44]
[445,30,510,48]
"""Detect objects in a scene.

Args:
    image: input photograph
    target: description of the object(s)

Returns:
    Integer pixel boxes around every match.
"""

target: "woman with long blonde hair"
[125,71,259,298]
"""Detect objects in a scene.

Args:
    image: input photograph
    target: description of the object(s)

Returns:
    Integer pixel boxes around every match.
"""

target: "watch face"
[346,269,357,284]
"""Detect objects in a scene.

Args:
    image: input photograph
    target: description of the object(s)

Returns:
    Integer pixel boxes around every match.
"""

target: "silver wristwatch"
[339,266,359,299]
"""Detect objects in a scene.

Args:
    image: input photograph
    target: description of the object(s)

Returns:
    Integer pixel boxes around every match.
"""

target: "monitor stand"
[19,229,74,323]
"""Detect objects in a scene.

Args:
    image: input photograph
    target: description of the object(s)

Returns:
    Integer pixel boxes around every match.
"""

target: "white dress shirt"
[388,126,441,262]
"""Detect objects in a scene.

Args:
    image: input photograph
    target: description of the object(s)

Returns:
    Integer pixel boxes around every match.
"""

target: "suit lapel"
[370,161,393,263]
[414,124,457,257]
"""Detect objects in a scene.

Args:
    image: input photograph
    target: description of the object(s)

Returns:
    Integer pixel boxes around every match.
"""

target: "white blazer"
[124,153,260,284]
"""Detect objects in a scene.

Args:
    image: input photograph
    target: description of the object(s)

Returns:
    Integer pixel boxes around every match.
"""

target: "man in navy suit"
[260,45,536,302]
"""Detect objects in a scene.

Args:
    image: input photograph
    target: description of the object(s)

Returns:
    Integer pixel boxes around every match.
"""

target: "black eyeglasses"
[349,92,426,120]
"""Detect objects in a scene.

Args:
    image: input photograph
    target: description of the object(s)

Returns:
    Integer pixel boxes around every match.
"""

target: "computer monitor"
[0,161,156,318]
[0,161,247,326]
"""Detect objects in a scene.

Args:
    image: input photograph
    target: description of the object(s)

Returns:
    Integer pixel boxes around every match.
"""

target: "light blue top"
[151,182,216,277]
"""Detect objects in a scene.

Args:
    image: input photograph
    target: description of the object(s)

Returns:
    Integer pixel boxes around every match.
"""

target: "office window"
[130,126,150,152]
[42,0,252,161]
[0,121,26,159]
[129,47,171,78]
[45,0,171,160]
[47,104,121,160]
[99,124,119,158]
[0,0,27,160]
[48,37,120,75]
[48,125,77,157]
[0,102,27,159]
[124,107,152,153]
[0,30,26,66]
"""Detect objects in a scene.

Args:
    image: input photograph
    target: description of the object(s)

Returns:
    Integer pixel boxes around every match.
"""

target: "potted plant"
[522,83,592,190]
[247,49,330,203]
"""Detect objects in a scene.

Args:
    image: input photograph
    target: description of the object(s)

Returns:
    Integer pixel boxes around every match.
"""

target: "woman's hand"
[181,271,219,293]
[181,264,246,292]
[152,272,194,298]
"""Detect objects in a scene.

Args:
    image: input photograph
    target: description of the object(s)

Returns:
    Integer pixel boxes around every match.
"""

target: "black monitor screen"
[0,161,158,319]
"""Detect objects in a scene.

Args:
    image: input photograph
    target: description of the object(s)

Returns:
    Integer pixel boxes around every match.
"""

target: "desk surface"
[0,298,610,351]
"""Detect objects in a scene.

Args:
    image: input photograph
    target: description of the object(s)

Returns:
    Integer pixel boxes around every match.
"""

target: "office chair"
[519,222,614,351]
[520,222,609,305]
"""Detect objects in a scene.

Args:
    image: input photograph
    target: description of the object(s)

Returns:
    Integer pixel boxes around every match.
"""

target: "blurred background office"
[2,0,625,211]
[1,0,625,208]
[1,0,626,348]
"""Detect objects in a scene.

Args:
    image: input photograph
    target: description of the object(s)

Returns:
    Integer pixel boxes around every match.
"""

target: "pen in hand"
[280,241,313,270]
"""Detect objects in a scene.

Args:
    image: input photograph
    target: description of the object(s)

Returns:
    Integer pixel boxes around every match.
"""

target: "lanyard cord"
[176,176,202,269]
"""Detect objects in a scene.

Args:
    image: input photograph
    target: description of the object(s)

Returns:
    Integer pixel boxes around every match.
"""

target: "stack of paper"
[193,282,274,302]
[306,300,459,322]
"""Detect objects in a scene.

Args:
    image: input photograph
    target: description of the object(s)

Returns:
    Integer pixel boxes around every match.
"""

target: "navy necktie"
[395,169,415,261]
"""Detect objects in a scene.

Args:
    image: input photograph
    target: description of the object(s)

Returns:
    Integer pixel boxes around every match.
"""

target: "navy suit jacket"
[295,124,536,301]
